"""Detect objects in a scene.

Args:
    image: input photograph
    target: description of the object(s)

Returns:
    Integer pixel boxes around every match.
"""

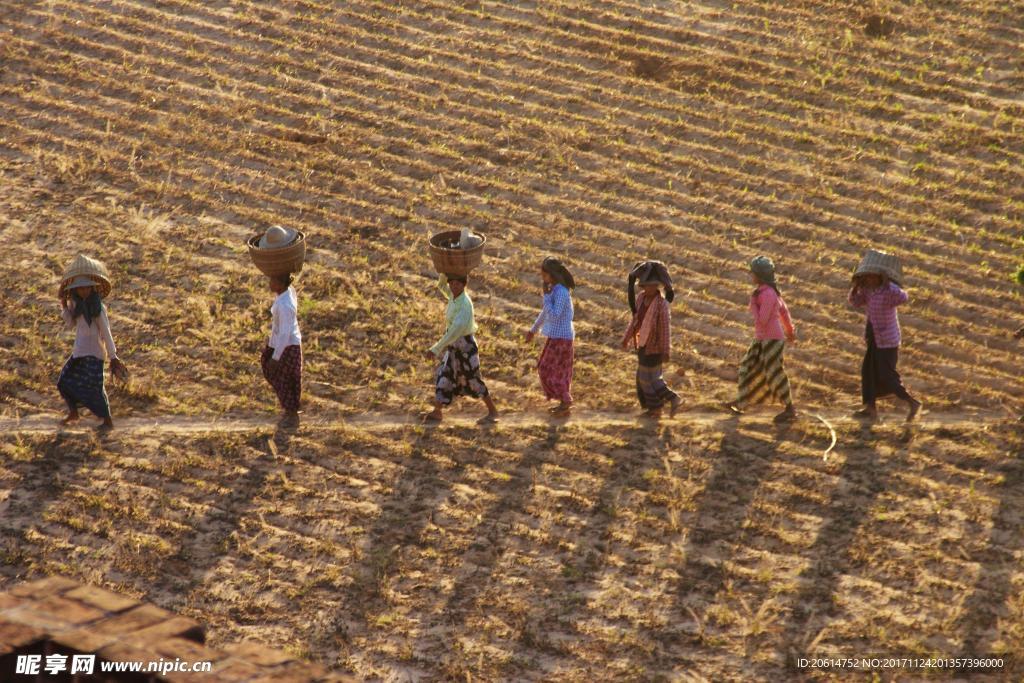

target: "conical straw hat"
[853,249,903,285]
[59,254,112,298]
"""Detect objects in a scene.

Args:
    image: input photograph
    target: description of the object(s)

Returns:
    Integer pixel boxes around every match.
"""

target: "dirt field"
[1,0,1023,680]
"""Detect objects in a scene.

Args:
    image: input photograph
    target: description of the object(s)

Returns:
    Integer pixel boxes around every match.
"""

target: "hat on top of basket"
[459,227,483,250]
[853,248,903,285]
[258,225,298,250]
[60,254,112,299]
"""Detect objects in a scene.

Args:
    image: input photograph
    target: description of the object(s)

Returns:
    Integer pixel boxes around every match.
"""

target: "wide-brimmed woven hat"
[258,225,298,249]
[59,254,112,298]
[853,249,902,285]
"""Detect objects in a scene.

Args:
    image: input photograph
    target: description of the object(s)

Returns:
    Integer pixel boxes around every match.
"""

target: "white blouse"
[62,306,117,360]
[269,287,302,360]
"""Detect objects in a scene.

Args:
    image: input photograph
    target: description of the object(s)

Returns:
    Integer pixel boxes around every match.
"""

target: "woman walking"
[424,273,498,423]
[526,257,575,416]
[262,271,303,424]
[848,266,921,422]
[621,260,681,419]
[726,256,798,423]
[57,255,126,431]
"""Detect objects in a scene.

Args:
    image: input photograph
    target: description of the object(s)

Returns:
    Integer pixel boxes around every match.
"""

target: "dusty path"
[0,408,1012,436]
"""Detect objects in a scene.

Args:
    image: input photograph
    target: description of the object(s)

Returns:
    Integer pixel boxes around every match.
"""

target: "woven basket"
[429,230,486,276]
[59,254,112,299]
[247,231,306,276]
[853,249,903,285]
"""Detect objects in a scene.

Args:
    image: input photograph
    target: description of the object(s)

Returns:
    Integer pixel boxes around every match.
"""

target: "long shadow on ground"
[666,417,780,676]
[0,430,104,584]
[144,422,293,607]
[487,421,677,678]
[953,427,1024,675]
[779,422,891,671]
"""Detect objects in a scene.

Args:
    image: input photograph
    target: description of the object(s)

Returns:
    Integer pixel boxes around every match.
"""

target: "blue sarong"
[57,355,110,418]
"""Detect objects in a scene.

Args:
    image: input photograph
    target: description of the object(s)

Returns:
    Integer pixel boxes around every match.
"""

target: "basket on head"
[429,230,486,276]
[853,249,903,285]
[247,230,306,277]
[59,254,112,299]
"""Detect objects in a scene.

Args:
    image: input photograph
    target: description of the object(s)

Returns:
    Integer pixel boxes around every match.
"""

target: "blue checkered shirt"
[531,284,574,340]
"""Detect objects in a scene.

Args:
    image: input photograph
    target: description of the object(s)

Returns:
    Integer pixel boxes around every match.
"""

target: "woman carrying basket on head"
[848,251,921,422]
[621,260,681,419]
[57,255,127,431]
[258,226,304,425]
[525,257,576,417]
[423,272,498,424]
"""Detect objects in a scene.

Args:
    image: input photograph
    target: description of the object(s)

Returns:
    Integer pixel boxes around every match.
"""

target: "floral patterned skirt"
[435,335,489,406]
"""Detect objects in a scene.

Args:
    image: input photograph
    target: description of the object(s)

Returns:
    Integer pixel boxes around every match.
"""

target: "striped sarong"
[57,355,111,418]
[735,339,792,408]
[635,351,677,410]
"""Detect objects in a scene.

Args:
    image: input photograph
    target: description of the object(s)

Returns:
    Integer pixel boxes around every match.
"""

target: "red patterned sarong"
[537,338,573,403]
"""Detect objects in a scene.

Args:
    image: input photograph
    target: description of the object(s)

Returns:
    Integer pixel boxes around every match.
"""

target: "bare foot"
[852,406,878,420]
[477,412,498,425]
[97,418,114,432]
[724,401,743,415]
[421,411,443,423]
[669,396,682,418]
[60,411,80,425]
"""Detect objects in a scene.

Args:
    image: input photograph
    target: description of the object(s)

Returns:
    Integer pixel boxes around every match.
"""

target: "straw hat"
[258,225,298,249]
[459,227,483,250]
[59,254,112,298]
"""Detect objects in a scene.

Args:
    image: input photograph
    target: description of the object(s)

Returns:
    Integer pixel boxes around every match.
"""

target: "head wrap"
[71,289,104,326]
[627,260,674,313]
[541,257,575,290]
[750,255,781,295]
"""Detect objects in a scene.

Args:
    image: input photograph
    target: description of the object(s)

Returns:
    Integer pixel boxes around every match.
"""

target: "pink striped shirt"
[848,282,908,348]
[750,285,794,341]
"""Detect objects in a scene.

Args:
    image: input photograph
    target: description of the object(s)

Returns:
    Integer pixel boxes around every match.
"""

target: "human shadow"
[0,431,94,583]
[672,418,780,638]
[953,428,1024,673]
[780,421,891,670]
[428,422,563,624]
[484,421,675,675]
[146,424,285,606]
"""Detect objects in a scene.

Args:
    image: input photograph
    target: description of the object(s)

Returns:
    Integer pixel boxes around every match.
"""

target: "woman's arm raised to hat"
[848,284,867,308]
[60,299,75,329]
[882,282,909,306]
